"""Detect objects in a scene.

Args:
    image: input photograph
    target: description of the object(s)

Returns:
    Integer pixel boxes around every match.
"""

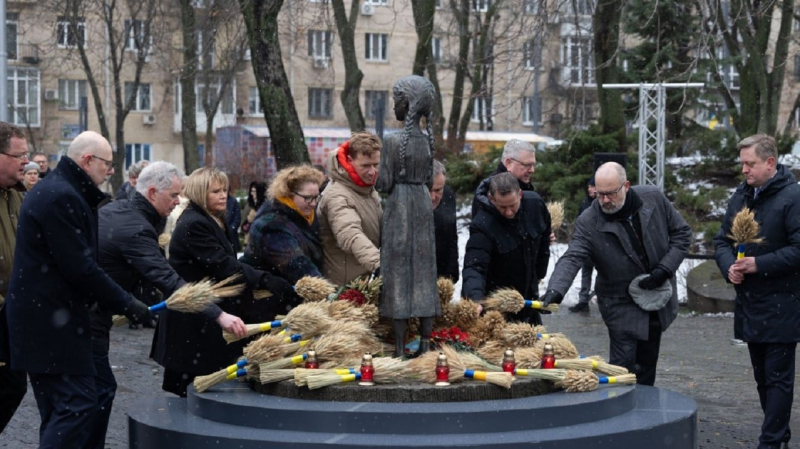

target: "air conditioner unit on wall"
[143,114,156,125]
[313,57,329,69]
[361,2,375,16]
[44,89,58,101]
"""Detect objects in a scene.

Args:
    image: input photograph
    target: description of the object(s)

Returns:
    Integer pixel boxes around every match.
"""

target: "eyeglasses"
[0,152,29,162]
[509,158,536,170]
[293,191,321,205]
[596,183,626,199]
[90,155,114,169]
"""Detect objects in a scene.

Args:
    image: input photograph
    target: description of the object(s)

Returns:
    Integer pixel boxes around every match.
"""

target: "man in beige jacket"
[317,132,382,286]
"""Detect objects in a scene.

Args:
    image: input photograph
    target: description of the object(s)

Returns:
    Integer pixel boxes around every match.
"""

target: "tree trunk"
[592,0,626,149]
[331,0,366,132]
[445,0,472,155]
[180,0,200,172]
[411,0,445,157]
[239,0,309,168]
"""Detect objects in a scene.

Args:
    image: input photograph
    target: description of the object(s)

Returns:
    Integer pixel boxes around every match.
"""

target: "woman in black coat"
[151,167,296,397]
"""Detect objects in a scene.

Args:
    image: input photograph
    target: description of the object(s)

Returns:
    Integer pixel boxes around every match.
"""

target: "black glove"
[124,298,153,326]
[261,273,299,306]
[638,267,670,290]
[371,266,380,279]
[540,290,563,307]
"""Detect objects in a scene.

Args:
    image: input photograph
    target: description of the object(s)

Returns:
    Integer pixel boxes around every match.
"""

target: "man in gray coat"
[541,162,691,385]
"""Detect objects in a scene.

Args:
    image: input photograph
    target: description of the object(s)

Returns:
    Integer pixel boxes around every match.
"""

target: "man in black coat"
[432,160,459,282]
[569,177,596,313]
[542,163,691,386]
[471,139,537,218]
[4,131,152,448]
[714,135,800,449]
[88,161,185,448]
[462,172,551,324]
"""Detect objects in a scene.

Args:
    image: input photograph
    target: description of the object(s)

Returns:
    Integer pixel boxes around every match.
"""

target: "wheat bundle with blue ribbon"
[727,206,764,259]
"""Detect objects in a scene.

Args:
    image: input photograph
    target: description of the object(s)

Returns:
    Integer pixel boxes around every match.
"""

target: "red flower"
[337,288,366,306]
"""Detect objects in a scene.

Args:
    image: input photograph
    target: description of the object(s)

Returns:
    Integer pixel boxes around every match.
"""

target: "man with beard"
[541,162,691,386]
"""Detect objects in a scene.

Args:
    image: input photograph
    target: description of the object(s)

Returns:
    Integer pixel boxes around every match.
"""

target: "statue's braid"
[399,112,414,180]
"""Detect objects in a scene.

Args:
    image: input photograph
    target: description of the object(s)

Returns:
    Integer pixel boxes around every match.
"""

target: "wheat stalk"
[253,289,272,299]
[476,341,507,365]
[483,288,558,315]
[157,233,171,248]
[514,368,568,381]
[223,320,283,344]
[597,373,637,386]
[503,323,538,347]
[306,371,361,389]
[557,370,598,393]
[258,369,296,384]
[193,359,248,393]
[294,367,355,387]
[437,277,455,308]
[547,201,565,230]
[243,333,305,364]
[727,206,764,258]
[295,276,337,302]
[515,347,542,369]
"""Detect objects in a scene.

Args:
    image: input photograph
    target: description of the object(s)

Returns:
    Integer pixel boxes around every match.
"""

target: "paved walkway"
[2,306,796,448]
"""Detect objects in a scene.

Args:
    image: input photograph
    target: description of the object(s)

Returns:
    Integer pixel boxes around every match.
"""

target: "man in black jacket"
[569,177,596,313]
[471,139,537,218]
[432,160,459,282]
[5,131,152,448]
[88,161,185,448]
[462,172,551,324]
[714,135,800,449]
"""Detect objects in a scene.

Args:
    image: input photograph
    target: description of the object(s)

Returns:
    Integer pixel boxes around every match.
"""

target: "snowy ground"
[452,205,702,305]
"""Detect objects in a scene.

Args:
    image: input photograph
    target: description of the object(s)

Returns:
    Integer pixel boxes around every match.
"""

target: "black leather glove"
[540,290,563,307]
[638,267,670,290]
[124,298,153,326]
[261,273,299,306]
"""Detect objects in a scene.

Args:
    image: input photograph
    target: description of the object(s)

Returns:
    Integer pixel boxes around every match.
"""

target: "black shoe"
[128,323,140,330]
[569,303,589,313]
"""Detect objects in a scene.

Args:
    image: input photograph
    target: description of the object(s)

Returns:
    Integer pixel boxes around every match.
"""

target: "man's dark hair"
[738,134,777,161]
[488,172,520,197]
[0,121,25,154]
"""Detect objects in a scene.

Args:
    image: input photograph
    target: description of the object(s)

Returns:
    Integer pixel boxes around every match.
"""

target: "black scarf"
[601,188,649,268]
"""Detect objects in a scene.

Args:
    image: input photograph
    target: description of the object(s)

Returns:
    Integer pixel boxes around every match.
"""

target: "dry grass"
[534,336,579,359]
[295,276,338,302]
[253,289,272,300]
[453,298,481,330]
[547,201,565,231]
[283,303,334,337]
[476,341,507,365]
[482,288,525,314]
[727,206,764,246]
[502,323,538,347]
[469,311,507,346]
[437,277,455,309]
[258,369,296,384]
[557,370,598,393]
[515,347,542,369]
[513,368,568,381]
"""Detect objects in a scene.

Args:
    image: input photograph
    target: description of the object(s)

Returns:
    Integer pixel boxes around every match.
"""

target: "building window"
[124,143,151,171]
[794,54,800,82]
[523,40,541,70]
[561,36,594,85]
[58,79,87,110]
[248,86,262,115]
[308,88,333,119]
[707,45,739,89]
[472,0,491,12]
[197,29,215,70]
[125,82,152,111]
[124,19,151,53]
[6,13,18,60]
[365,33,388,61]
[364,0,387,4]
[196,79,234,115]
[522,96,540,126]
[432,37,442,63]
[563,0,594,15]
[523,0,541,14]
[7,67,40,126]
[471,96,493,123]
[435,0,442,8]
[308,30,332,59]
[365,90,387,120]
[56,16,86,48]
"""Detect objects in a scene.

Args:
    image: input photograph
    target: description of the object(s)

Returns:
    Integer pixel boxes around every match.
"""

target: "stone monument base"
[128,378,697,448]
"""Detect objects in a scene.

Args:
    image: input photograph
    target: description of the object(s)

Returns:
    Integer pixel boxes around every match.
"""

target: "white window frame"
[561,35,594,85]
[196,78,235,115]
[308,30,332,59]
[197,29,215,70]
[6,13,18,60]
[523,0,540,14]
[435,0,442,8]
[522,96,539,126]
[365,33,388,62]
[364,0,387,4]
[56,16,86,48]
[472,0,491,12]
[364,90,387,120]
[58,79,87,110]
[124,19,152,55]
[247,86,262,116]
[471,96,494,123]
[124,82,152,112]
[432,37,442,63]
[308,88,333,119]
[523,40,540,70]
[124,143,151,171]
[7,67,40,126]
[707,45,739,90]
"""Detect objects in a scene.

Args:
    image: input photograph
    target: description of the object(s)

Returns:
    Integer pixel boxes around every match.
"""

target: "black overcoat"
[434,185,460,282]
[151,202,272,375]
[5,157,134,375]
[713,165,800,343]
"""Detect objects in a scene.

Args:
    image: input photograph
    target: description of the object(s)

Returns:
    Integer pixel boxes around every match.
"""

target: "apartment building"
[6,0,799,174]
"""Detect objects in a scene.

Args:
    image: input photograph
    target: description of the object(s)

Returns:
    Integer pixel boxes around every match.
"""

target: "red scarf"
[336,141,373,187]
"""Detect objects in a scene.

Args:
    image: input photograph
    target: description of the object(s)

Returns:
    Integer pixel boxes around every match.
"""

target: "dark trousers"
[0,363,27,434]
[607,311,662,386]
[85,343,117,449]
[29,372,98,449]
[576,260,594,304]
[748,342,796,449]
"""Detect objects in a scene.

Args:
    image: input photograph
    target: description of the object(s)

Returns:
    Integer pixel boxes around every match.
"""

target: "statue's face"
[393,92,408,121]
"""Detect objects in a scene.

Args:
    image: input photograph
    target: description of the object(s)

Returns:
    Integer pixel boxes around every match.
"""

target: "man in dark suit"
[569,177,596,313]
[714,135,800,449]
[542,162,691,386]
[5,131,151,447]
[471,139,537,218]
[432,160,459,282]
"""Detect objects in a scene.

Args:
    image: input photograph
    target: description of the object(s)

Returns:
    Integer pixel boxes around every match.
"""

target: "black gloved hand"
[124,298,153,326]
[540,290,563,307]
[371,266,380,279]
[638,267,670,290]
[261,273,299,306]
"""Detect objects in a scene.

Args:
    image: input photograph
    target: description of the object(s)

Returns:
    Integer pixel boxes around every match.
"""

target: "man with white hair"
[541,162,691,386]
[471,139,538,217]
[5,131,152,447]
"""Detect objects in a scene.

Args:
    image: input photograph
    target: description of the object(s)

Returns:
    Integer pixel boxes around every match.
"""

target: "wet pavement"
[2,305,796,448]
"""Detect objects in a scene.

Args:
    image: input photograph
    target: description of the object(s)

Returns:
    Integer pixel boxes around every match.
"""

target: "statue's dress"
[375,130,440,319]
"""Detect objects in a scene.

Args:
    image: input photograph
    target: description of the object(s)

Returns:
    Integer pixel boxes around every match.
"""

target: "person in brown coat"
[316,132,382,286]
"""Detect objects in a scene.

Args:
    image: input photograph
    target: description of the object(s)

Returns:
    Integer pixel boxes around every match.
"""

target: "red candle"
[435,353,450,386]
[541,343,555,369]
[359,353,375,386]
[502,349,516,374]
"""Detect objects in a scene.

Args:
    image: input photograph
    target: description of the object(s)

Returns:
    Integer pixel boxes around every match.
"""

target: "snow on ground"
[453,205,700,305]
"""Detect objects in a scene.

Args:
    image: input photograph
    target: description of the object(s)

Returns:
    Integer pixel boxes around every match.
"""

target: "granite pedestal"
[128,378,697,448]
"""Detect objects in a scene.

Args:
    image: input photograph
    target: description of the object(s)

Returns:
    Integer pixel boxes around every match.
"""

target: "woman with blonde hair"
[151,167,297,396]
[241,165,325,284]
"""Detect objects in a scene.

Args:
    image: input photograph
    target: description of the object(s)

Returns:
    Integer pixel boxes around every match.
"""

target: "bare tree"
[330,0,366,131]
[178,0,201,172]
[592,0,625,146]
[411,0,446,157]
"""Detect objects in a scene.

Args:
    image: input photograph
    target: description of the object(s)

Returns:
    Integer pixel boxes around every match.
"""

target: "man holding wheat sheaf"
[714,134,800,449]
